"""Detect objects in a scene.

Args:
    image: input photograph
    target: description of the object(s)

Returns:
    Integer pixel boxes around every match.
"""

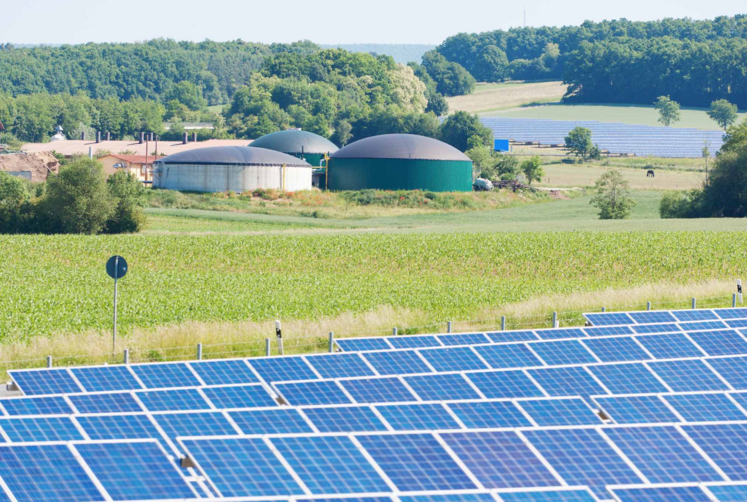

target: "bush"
[659,190,703,219]
[105,170,146,233]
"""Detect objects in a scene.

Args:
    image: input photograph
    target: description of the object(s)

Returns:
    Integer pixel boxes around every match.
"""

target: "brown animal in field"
[647,170,655,178]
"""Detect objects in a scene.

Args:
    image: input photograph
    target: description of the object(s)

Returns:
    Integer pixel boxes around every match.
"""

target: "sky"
[0,0,744,45]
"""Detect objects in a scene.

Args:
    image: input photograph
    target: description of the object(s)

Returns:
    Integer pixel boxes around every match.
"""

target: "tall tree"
[438,111,493,151]
[521,156,544,185]
[654,96,681,127]
[590,170,636,219]
[564,126,599,162]
[471,46,510,83]
[708,99,739,130]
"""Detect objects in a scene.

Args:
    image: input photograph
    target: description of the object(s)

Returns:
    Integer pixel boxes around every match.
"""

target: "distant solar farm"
[482,117,725,158]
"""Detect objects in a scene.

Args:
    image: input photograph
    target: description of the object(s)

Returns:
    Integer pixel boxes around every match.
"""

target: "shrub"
[105,170,146,233]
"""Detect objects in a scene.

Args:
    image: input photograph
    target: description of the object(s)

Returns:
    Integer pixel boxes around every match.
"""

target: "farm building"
[249,130,339,167]
[153,146,312,193]
[328,134,473,192]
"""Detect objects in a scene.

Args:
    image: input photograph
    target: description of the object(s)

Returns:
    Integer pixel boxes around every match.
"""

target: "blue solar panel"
[77,414,163,441]
[595,395,680,424]
[681,320,729,331]
[723,392,747,411]
[131,363,201,389]
[336,338,392,352]
[447,400,531,428]
[524,428,643,499]
[341,377,418,403]
[473,344,543,369]
[649,360,730,391]
[589,363,668,394]
[155,411,238,442]
[249,356,318,382]
[708,484,747,501]
[272,436,391,494]
[437,333,492,346]
[69,392,143,414]
[528,366,606,398]
[356,433,476,491]
[0,417,83,442]
[0,444,103,502]
[10,369,82,396]
[304,354,376,379]
[363,350,433,375]
[229,408,314,434]
[518,398,602,426]
[468,370,545,398]
[203,384,278,408]
[605,425,723,483]
[388,335,442,349]
[665,393,746,422]
[727,319,747,328]
[71,366,142,392]
[76,441,197,500]
[634,333,705,358]
[683,423,747,480]
[529,340,597,366]
[401,494,495,502]
[709,357,747,389]
[630,311,678,324]
[302,405,388,432]
[673,310,719,322]
[584,325,634,337]
[376,403,461,431]
[136,388,211,411]
[0,396,73,416]
[418,347,489,372]
[535,328,586,340]
[584,312,636,326]
[632,323,681,334]
[274,380,351,406]
[715,308,747,320]
[442,431,560,488]
[486,331,538,343]
[583,337,650,362]
[612,486,712,502]
[687,330,747,356]
[498,490,598,502]
[180,437,304,496]
[189,359,260,385]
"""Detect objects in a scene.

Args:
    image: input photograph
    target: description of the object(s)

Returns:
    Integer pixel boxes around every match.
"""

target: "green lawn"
[486,103,745,130]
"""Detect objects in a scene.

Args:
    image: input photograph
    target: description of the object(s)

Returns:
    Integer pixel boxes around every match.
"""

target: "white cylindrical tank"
[153,146,312,192]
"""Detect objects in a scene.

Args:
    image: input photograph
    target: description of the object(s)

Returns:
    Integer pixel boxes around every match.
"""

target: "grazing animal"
[647,170,655,178]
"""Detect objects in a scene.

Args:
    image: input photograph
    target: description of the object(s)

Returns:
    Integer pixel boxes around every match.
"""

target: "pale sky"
[0,0,744,45]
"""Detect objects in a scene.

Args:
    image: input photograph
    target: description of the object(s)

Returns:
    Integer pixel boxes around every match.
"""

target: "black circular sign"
[106,256,128,280]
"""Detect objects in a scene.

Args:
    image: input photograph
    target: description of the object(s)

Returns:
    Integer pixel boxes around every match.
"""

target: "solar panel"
[447,400,531,428]
[155,411,238,442]
[583,325,634,337]
[467,370,545,399]
[529,341,598,366]
[341,377,418,403]
[69,392,143,414]
[271,435,391,494]
[604,425,724,483]
[418,347,489,372]
[355,433,476,491]
[401,494,495,502]
[634,333,705,359]
[517,398,602,426]
[0,444,104,502]
[497,490,598,502]
[376,403,461,431]
[523,428,644,498]
[336,338,392,352]
[189,360,260,385]
[441,431,561,488]
[727,319,747,328]
[486,331,538,343]
[180,437,305,497]
[302,405,388,432]
[687,330,747,356]
[202,384,278,408]
[648,360,730,392]
[473,344,543,369]
[681,320,729,331]
[249,356,319,382]
[10,369,82,396]
[582,337,650,362]
[664,393,746,422]
[136,388,211,411]
[304,354,377,379]
[594,395,680,424]
[437,333,492,346]
[534,328,586,340]
[76,414,163,441]
[715,308,747,320]
[0,417,84,442]
[229,408,314,434]
[682,423,747,480]
[388,335,442,349]
[75,441,198,500]
[0,396,73,416]
[672,310,719,322]
[273,380,351,406]
[528,367,606,398]
[589,363,668,394]
[611,486,712,502]
[629,311,678,324]
[632,323,681,334]
[362,350,433,375]
[707,484,747,501]
[708,357,747,389]
[71,366,142,392]
[723,392,747,411]
[584,312,636,326]
[130,362,202,389]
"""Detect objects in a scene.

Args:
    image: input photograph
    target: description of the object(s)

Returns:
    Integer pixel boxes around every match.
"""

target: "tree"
[471,46,509,83]
[495,154,520,180]
[421,51,476,97]
[521,156,544,185]
[438,111,493,151]
[590,170,636,219]
[699,141,747,217]
[333,120,352,146]
[654,96,681,127]
[0,172,31,233]
[708,99,739,130]
[564,126,595,161]
[105,170,146,233]
[466,144,495,179]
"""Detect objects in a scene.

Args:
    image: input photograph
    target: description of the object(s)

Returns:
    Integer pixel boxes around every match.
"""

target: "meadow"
[446,81,568,114]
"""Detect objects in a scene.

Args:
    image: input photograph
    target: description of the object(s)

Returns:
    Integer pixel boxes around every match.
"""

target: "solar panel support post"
[552,311,559,328]
[46,355,52,368]
[647,301,652,311]
[265,338,271,357]
[123,349,129,365]
[197,343,203,361]
[734,294,738,308]
[447,321,452,333]
[393,327,398,336]
[692,297,697,309]
[501,316,506,331]
[328,332,334,352]
[601,307,606,312]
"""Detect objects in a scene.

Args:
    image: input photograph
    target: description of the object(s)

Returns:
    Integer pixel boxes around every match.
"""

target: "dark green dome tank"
[328,134,473,192]
[249,130,338,167]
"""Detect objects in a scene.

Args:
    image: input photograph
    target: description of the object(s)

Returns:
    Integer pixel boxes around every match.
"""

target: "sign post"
[106,256,128,352]
[275,320,284,355]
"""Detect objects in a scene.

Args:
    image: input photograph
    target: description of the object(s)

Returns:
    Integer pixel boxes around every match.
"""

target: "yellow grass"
[447,81,568,115]
[535,164,703,190]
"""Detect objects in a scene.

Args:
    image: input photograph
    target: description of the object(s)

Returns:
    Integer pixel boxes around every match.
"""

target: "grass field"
[535,164,703,190]
[447,81,568,114]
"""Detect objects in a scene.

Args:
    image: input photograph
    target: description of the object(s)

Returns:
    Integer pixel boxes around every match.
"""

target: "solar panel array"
[5,307,747,501]
[481,117,724,158]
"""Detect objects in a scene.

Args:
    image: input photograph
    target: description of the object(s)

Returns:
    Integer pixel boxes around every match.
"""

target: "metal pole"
[112,255,119,353]
[552,311,558,328]
[123,349,129,365]
[734,294,738,308]
[46,356,52,368]
[601,307,606,312]
[328,332,334,353]
[197,343,203,361]
[692,297,696,309]
[647,301,652,311]
[393,327,398,336]
[447,321,452,334]
[277,338,284,356]
[265,338,271,357]
[501,316,506,331]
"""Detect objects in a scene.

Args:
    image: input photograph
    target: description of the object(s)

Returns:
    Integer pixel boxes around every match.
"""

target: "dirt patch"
[0,152,59,182]
[548,190,570,200]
